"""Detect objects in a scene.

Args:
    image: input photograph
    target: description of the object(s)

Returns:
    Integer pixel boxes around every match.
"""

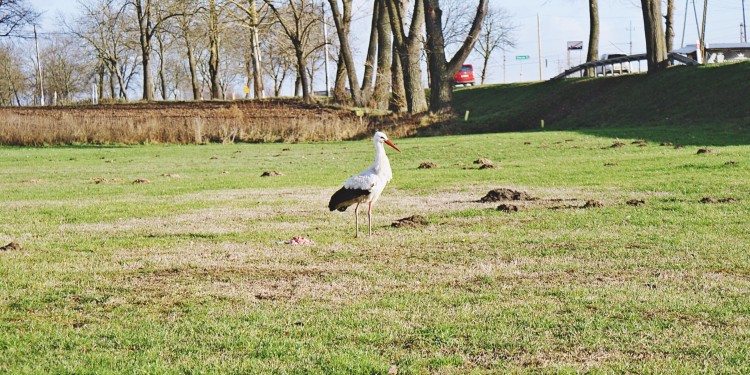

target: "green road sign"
[516,55,530,60]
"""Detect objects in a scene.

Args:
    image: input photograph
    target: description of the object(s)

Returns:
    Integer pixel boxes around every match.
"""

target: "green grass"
[1,125,749,373]
[449,61,750,143]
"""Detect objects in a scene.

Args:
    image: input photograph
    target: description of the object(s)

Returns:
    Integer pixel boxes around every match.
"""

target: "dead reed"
[0,100,371,145]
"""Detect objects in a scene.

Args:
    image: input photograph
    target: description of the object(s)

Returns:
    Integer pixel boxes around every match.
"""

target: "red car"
[453,64,475,86]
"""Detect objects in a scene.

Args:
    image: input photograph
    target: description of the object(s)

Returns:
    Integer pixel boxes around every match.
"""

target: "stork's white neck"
[372,141,392,180]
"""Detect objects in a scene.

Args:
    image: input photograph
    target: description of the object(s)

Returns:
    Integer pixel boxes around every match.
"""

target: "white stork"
[328,131,400,237]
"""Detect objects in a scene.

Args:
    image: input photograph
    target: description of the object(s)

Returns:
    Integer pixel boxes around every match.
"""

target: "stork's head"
[374,131,400,152]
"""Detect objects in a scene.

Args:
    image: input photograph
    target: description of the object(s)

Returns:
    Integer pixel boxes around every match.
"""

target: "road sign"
[567,41,583,50]
[515,55,530,60]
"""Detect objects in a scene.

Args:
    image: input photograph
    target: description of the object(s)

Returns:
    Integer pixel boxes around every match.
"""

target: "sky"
[27,0,748,89]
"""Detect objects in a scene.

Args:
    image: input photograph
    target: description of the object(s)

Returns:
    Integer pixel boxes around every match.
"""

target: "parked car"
[453,64,475,86]
[596,53,631,75]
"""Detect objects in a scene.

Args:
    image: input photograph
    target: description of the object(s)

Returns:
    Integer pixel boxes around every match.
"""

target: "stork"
[328,131,400,237]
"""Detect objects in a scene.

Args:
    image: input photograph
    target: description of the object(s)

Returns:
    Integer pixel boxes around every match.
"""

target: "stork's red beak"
[385,139,400,152]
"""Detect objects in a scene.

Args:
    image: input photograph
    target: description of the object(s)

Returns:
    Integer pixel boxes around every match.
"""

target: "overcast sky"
[28,0,748,88]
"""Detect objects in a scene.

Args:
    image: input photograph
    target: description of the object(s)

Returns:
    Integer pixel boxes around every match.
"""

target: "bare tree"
[64,0,138,100]
[128,0,187,100]
[171,0,202,99]
[230,0,269,99]
[423,0,487,113]
[0,42,26,105]
[0,0,38,37]
[262,28,294,96]
[641,0,668,73]
[473,5,514,85]
[206,0,225,99]
[41,36,90,103]
[263,0,322,104]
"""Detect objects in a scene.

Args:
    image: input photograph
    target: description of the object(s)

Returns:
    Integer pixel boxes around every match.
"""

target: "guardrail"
[551,52,699,80]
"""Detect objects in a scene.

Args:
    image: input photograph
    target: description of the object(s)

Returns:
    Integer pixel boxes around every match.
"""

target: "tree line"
[1,0,677,114]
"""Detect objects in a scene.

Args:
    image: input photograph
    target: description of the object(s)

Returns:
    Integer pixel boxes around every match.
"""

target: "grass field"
[1,125,749,373]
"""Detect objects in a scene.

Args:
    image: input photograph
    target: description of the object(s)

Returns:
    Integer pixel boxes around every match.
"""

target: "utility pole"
[681,0,689,47]
[700,0,708,62]
[34,25,45,106]
[322,2,330,96]
[628,21,634,55]
[743,0,748,43]
[503,54,506,83]
[537,14,542,80]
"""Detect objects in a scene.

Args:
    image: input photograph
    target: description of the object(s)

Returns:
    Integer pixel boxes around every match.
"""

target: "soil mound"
[392,215,428,228]
[582,200,603,208]
[626,199,645,206]
[479,189,534,203]
[1,242,22,251]
[497,204,520,212]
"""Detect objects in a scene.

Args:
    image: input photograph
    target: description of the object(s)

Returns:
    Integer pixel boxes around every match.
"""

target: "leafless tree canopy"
[8,0,690,112]
[0,0,38,37]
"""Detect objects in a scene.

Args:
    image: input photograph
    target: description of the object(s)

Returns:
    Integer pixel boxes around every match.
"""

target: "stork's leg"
[367,201,373,237]
[354,203,360,238]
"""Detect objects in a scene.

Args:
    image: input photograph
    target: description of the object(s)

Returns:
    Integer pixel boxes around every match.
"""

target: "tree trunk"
[97,63,105,101]
[480,54,489,85]
[135,0,155,101]
[328,0,363,106]
[423,0,487,113]
[185,37,200,100]
[386,0,427,114]
[390,43,407,112]
[665,0,675,53]
[250,25,264,98]
[108,64,116,99]
[331,1,350,102]
[296,48,314,104]
[157,35,167,100]
[208,0,222,99]
[360,0,379,106]
[585,0,599,77]
[372,0,392,110]
[641,0,669,73]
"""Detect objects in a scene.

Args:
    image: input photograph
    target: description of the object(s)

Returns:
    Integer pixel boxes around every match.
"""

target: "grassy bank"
[449,61,750,139]
[1,124,749,372]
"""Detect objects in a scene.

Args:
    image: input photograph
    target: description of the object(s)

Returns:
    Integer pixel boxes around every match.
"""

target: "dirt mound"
[391,215,428,228]
[472,158,498,169]
[697,148,716,155]
[632,140,648,146]
[1,242,22,251]
[700,197,737,204]
[582,200,603,208]
[608,142,626,148]
[133,178,151,184]
[660,142,673,146]
[261,171,284,177]
[479,189,534,203]
[91,177,117,184]
[497,204,520,212]
[418,162,438,169]
[626,199,645,206]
